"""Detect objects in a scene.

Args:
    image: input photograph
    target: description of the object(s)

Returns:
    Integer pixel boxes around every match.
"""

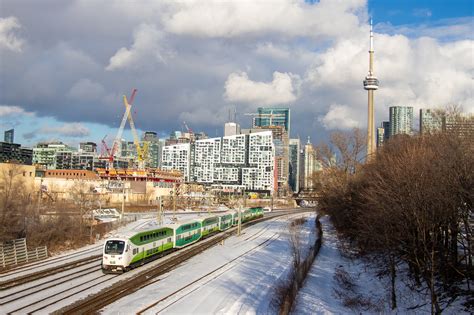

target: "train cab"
[102,238,131,273]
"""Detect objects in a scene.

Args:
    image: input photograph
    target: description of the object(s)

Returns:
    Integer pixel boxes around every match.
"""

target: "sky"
[0,0,472,149]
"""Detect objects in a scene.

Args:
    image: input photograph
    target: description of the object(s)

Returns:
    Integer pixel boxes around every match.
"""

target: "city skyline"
[0,1,472,148]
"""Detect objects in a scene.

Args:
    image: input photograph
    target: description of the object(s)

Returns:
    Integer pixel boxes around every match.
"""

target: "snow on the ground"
[292,215,385,314]
[293,215,470,315]
[101,212,317,314]
[0,212,202,281]
[8,210,468,314]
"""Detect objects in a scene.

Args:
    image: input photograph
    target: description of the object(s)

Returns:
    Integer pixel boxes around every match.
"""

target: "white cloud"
[164,0,365,38]
[40,123,90,138]
[106,23,169,71]
[224,71,300,106]
[255,42,291,59]
[319,104,360,130]
[1,0,473,144]
[0,105,33,117]
[0,16,25,52]
[305,29,474,126]
[306,37,366,87]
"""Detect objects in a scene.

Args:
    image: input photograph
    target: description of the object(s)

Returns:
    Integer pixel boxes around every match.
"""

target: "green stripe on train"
[202,226,219,237]
[175,232,201,247]
[130,242,174,264]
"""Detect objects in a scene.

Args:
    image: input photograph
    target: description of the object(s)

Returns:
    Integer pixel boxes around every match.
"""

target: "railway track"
[136,232,281,314]
[0,261,100,304]
[60,230,236,314]
[0,255,102,290]
[0,245,103,277]
[7,272,118,314]
[59,209,313,314]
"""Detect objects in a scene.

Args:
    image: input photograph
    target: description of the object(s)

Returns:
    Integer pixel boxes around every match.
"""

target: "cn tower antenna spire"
[370,18,374,52]
[363,18,379,161]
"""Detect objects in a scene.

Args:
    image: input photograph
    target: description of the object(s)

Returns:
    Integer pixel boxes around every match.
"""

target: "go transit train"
[102,207,264,273]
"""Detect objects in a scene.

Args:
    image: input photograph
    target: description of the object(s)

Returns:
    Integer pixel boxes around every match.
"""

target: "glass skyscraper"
[253,107,290,136]
[389,106,413,137]
[288,138,300,193]
[4,129,14,144]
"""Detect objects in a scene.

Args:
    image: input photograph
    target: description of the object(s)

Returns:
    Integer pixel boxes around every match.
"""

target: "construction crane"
[99,135,114,164]
[182,121,193,134]
[108,89,148,169]
[182,121,195,142]
[109,90,135,169]
[123,91,148,169]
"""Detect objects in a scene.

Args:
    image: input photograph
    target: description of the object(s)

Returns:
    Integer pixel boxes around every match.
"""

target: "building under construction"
[96,168,182,183]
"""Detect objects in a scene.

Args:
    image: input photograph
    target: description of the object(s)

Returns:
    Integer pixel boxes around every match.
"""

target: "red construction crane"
[182,121,193,134]
[99,135,114,163]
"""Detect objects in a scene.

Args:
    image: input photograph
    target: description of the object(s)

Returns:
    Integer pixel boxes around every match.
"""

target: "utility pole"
[172,183,177,221]
[37,178,43,216]
[121,181,125,221]
[237,202,242,236]
[79,197,83,236]
[89,211,93,244]
[237,188,244,236]
[157,196,163,226]
[203,198,209,215]
[271,193,274,212]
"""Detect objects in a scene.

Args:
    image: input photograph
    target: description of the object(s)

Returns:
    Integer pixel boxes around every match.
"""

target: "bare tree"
[0,164,35,241]
[316,128,366,173]
[288,219,303,271]
[69,181,99,236]
[359,133,472,313]
[317,128,473,313]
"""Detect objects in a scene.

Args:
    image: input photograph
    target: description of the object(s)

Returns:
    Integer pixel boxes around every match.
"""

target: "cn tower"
[363,20,379,159]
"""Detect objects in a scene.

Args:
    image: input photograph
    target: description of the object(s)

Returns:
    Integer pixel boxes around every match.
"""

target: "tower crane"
[108,89,148,169]
[182,120,195,141]
[182,121,193,134]
[99,135,114,164]
[123,91,149,169]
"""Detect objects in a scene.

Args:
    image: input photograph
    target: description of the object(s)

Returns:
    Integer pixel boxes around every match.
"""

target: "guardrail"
[0,238,48,268]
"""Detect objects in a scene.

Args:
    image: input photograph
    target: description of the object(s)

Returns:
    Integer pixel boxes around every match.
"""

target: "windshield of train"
[104,240,125,255]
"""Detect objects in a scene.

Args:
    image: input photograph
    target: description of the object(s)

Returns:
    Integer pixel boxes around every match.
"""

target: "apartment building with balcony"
[161,143,191,181]
[161,131,274,193]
